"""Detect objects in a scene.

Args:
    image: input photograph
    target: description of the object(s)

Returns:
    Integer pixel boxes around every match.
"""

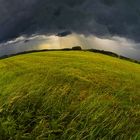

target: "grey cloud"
[0,0,140,43]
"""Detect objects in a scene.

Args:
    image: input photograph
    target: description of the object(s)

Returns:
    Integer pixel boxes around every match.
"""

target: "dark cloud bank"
[1,0,140,43]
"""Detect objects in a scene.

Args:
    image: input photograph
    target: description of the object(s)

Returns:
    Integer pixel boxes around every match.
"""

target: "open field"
[0,51,140,139]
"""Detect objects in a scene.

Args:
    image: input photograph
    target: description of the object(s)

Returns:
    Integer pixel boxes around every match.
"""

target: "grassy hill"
[0,51,139,140]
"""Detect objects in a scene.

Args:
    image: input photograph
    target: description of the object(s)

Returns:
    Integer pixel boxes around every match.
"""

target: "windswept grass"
[0,51,139,139]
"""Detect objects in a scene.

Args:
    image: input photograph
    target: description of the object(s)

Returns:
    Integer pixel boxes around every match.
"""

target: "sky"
[0,0,140,60]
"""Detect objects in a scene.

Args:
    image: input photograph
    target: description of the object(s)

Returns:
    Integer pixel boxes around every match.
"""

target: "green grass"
[0,51,140,140]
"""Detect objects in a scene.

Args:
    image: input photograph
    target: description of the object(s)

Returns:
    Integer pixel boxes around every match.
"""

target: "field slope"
[0,51,140,140]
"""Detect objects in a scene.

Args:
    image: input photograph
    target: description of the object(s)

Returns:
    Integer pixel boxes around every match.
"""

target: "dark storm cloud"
[0,0,140,42]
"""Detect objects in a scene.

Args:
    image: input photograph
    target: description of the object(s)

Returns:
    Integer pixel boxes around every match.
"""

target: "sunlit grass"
[0,51,139,139]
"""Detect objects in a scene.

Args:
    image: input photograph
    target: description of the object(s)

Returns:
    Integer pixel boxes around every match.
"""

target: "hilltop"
[0,51,139,139]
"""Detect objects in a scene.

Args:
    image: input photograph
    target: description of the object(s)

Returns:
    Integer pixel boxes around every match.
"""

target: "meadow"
[0,51,139,139]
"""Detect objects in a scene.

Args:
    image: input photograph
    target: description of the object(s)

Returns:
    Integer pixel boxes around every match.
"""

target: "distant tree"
[72,46,82,50]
